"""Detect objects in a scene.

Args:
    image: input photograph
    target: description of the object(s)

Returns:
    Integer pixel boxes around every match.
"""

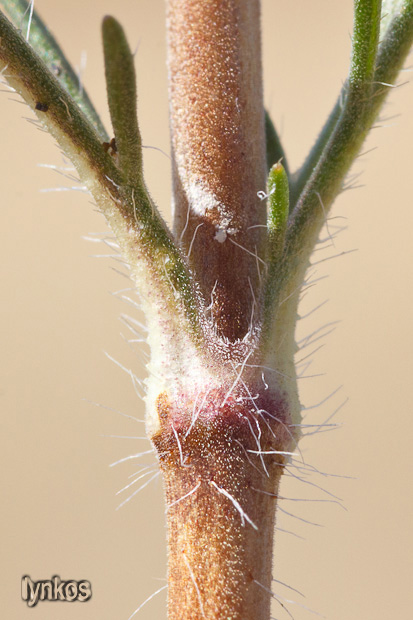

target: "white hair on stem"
[301,385,343,412]
[315,191,336,249]
[82,398,145,424]
[210,481,258,530]
[116,466,157,496]
[297,299,329,321]
[103,351,145,399]
[109,449,155,468]
[302,398,349,438]
[253,579,295,620]
[294,344,325,366]
[220,349,254,408]
[289,457,354,481]
[297,323,339,352]
[250,415,269,477]
[247,449,297,456]
[25,0,35,41]
[311,248,357,267]
[171,421,189,468]
[233,438,266,477]
[186,222,204,259]
[185,388,212,439]
[271,591,325,618]
[277,505,323,528]
[252,487,346,511]
[182,553,206,619]
[228,236,267,269]
[179,201,191,244]
[37,162,79,183]
[271,577,305,599]
[116,471,160,510]
[166,481,201,512]
[274,526,304,540]
[40,185,88,193]
[283,468,343,503]
[126,584,168,620]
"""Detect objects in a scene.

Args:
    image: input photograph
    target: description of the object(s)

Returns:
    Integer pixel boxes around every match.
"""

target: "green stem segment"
[284,0,383,277]
[290,0,382,211]
[0,9,202,341]
[289,0,413,224]
[350,0,382,84]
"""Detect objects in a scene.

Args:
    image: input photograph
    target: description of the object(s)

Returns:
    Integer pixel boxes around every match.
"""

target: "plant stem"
[285,0,383,276]
[167,0,267,340]
[1,1,413,618]
[152,384,293,620]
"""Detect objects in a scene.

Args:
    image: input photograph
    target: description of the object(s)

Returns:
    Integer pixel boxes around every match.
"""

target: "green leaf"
[290,0,382,211]
[102,15,142,187]
[267,162,289,266]
[1,0,108,139]
[285,1,383,279]
[0,9,202,342]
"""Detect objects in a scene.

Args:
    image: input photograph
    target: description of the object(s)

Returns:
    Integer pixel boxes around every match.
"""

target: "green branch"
[1,0,108,139]
[0,9,203,341]
[289,0,413,225]
[283,0,383,278]
[262,162,289,329]
[290,0,395,210]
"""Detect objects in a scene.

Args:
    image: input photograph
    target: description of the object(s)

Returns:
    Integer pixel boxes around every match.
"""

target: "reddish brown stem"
[167,0,267,340]
[152,385,293,619]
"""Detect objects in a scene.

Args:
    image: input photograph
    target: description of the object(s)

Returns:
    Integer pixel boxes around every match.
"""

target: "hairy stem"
[167,0,267,340]
[152,384,293,620]
[0,10,203,346]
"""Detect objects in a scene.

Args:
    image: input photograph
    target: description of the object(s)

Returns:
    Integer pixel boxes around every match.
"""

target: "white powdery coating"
[143,307,214,435]
[186,181,220,216]
[214,227,227,243]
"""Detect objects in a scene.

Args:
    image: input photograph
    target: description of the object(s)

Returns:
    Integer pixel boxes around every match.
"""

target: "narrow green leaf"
[350,0,382,85]
[289,0,382,212]
[100,16,201,334]
[1,0,108,140]
[375,0,413,85]
[284,1,383,278]
[267,162,289,266]
[261,163,289,332]
[381,0,404,36]
[0,10,202,341]
[102,15,142,187]
[0,9,118,182]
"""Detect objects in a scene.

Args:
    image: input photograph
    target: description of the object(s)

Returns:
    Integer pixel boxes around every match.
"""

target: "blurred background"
[1,1,412,618]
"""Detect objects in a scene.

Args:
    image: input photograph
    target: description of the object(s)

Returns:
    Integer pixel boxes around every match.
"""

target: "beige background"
[1,1,412,618]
